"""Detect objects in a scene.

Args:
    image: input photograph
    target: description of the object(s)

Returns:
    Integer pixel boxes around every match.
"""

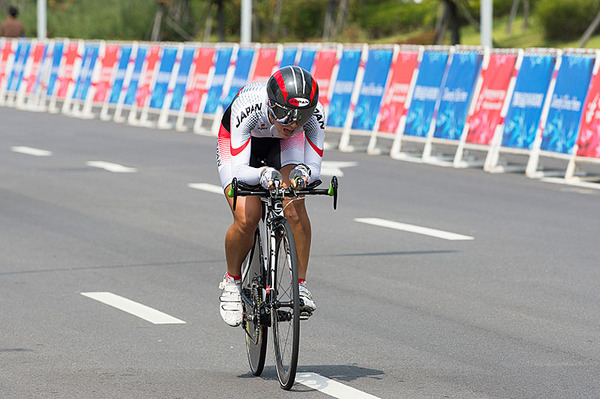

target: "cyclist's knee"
[284,201,308,225]
[233,206,261,234]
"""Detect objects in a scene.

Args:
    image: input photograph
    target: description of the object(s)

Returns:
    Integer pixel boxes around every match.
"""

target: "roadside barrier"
[484,48,559,173]
[374,45,421,152]
[1,37,600,186]
[339,44,393,153]
[390,46,452,160]
[455,48,522,168]
[422,46,484,164]
[573,50,600,179]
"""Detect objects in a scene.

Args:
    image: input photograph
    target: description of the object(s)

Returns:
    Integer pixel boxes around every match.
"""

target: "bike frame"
[240,186,288,329]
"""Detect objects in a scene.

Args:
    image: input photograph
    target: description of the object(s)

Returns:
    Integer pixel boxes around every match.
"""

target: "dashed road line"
[296,372,380,399]
[81,292,186,324]
[355,217,474,241]
[188,183,224,194]
[86,161,137,173]
[11,146,52,156]
[321,161,357,177]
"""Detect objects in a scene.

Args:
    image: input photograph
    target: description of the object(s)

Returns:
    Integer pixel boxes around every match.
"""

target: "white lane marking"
[296,372,380,399]
[87,161,137,173]
[11,146,52,156]
[355,217,474,241]
[188,183,223,194]
[81,292,186,324]
[321,161,357,177]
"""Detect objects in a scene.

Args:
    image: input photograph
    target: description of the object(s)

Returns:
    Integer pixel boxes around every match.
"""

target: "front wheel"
[271,220,300,390]
[241,230,267,376]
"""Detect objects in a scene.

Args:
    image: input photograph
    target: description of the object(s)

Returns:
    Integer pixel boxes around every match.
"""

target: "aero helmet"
[267,66,319,126]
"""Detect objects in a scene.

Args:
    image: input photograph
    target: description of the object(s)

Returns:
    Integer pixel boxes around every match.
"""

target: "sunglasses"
[268,100,312,126]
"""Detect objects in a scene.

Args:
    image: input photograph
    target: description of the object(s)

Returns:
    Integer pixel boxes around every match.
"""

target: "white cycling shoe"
[299,281,316,317]
[219,274,242,327]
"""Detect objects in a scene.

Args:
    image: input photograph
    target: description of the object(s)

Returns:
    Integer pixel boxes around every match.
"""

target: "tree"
[506,0,530,34]
[434,0,460,45]
[150,0,166,41]
[214,0,225,42]
[323,0,336,40]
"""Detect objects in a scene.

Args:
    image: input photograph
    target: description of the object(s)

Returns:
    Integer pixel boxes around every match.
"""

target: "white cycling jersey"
[216,82,326,190]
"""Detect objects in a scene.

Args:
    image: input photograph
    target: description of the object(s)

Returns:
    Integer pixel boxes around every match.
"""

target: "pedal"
[299,298,314,320]
[299,310,313,320]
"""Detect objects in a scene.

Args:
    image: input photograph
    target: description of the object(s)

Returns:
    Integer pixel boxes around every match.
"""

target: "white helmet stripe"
[301,68,307,92]
[289,65,297,93]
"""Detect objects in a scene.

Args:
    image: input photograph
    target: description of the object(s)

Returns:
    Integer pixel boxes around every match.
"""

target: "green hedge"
[353,0,437,38]
[536,0,599,41]
[466,0,543,20]
[20,0,155,40]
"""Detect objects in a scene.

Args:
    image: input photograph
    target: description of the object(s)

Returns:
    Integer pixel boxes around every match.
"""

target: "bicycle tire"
[241,230,267,376]
[271,219,300,390]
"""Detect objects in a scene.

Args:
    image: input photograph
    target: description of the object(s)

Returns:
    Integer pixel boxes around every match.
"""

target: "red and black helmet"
[267,66,319,126]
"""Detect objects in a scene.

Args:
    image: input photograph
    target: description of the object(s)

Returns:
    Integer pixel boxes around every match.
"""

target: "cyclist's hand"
[289,164,311,189]
[260,167,283,190]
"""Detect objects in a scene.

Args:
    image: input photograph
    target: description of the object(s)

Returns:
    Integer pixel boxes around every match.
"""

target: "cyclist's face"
[273,119,301,139]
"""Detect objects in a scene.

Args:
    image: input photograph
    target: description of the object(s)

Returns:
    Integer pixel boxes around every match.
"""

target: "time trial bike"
[228,175,338,390]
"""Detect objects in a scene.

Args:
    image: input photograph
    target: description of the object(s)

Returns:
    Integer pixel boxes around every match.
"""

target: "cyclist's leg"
[279,164,311,281]
[217,111,263,278]
[224,189,262,277]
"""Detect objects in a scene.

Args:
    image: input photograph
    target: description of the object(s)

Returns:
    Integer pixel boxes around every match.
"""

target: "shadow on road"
[318,250,457,258]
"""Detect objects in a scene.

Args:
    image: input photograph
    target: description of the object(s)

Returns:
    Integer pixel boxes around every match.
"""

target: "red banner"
[185,46,215,113]
[577,69,600,158]
[56,42,80,98]
[93,44,119,102]
[465,53,517,145]
[378,50,419,134]
[250,47,278,83]
[0,40,13,86]
[312,49,338,106]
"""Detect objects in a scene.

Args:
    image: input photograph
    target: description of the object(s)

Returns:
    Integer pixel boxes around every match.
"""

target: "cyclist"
[216,66,325,327]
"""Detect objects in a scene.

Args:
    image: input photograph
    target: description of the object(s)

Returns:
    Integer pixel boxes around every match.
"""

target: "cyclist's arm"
[229,94,265,186]
[302,103,325,184]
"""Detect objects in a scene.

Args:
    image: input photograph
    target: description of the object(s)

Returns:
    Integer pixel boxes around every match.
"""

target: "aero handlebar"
[228,176,339,211]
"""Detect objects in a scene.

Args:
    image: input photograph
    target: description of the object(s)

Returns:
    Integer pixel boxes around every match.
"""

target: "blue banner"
[72,43,99,100]
[351,48,393,131]
[221,47,255,107]
[203,46,233,114]
[540,55,594,154]
[7,41,31,92]
[124,46,147,106]
[297,48,317,71]
[109,44,132,104]
[327,49,362,128]
[46,41,64,96]
[501,54,556,149]
[433,51,483,140]
[404,50,450,137]
[170,47,195,111]
[149,46,177,109]
[280,47,297,68]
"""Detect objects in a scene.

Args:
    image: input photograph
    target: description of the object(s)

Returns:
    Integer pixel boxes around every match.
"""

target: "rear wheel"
[271,220,300,390]
[241,231,267,376]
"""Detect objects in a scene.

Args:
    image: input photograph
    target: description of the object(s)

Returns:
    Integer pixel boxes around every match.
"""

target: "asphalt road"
[1,106,600,398]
